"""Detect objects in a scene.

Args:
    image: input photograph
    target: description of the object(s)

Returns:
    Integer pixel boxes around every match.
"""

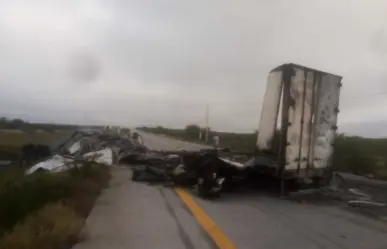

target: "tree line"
[0,118,86,132]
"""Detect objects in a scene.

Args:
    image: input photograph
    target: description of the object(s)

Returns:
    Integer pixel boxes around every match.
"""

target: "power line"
[342,91,387,101]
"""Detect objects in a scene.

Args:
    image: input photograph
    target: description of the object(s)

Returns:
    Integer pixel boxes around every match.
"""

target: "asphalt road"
[76,131,387,249]
[138,130,212,151]
[139,131,387,249]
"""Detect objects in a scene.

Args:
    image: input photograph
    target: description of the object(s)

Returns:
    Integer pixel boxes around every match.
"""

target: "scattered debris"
[286,172,387,219]
[125,147,254,198]
[35,128,386,208]
[2,125,387,220]
[21,128,248,199]
[25,128,144,174]
[348,200,386,208]
[26,155,71,174]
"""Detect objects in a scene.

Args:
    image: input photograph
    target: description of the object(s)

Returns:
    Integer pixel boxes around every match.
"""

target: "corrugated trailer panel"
[299,72,315,171]
[312,74,342,169]
[256,63,342,180]
[307,74,321,170]
[256,71,283,151]
[285,67,306,171]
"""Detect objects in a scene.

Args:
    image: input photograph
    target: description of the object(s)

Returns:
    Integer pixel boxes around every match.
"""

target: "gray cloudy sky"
[1,0,387,136]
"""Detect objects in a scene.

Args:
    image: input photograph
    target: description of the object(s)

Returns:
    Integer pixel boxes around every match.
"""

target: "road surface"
[75,131,387,249]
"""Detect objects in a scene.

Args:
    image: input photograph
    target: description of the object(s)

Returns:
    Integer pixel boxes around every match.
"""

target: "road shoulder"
[73,167,215,249]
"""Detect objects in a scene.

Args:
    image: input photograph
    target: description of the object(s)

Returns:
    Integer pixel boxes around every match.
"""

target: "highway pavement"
[75,131,387,249]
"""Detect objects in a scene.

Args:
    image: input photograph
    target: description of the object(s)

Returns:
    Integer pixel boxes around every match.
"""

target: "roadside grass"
[0,203,83,249]
[0,129,71,163]
[0,129,69,148]
[0,162,111,249]
[140,127,256,152]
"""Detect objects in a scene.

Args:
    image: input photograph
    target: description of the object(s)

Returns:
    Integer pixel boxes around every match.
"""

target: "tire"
[132,169,142,181]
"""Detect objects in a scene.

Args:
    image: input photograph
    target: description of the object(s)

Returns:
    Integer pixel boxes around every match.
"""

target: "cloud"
[1,0,387,135]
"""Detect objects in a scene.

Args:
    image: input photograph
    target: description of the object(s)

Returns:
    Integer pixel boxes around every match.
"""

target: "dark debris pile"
[121,148,253,198]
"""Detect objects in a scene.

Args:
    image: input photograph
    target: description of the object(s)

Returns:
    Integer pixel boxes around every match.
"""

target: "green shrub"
[0,164,111,235]
[65,164,111,216]
[0,203,83,249]
[68,162,111,187]
[0,171,75,234]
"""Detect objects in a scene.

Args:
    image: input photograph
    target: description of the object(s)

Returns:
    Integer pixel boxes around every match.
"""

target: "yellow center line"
[175,188,237,249]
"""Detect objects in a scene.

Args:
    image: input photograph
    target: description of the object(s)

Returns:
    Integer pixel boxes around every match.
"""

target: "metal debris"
[21,128,248,199]
[25,128,144,174]
[348,200,387,208]
[124,147,253,198]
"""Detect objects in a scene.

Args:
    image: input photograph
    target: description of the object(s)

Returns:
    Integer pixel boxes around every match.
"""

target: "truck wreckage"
[127,63,346,196]
[4,63,345,194]
[23,129,252,198]
[6,63,387,213]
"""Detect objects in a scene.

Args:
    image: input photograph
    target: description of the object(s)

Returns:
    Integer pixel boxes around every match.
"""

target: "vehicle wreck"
[125,63,346,197]
[254,63,343,193]
[19,63,346,198]
[9,63,386,214]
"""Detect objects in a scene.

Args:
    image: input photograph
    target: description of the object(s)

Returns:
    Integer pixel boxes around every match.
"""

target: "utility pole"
[205,104,209,144]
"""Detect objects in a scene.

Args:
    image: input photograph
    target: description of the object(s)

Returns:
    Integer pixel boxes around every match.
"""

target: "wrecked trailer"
[125,63,344,197]
[255,63,342,192]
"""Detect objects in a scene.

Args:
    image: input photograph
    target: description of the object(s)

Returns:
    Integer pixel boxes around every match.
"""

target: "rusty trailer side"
[256,63,342,182]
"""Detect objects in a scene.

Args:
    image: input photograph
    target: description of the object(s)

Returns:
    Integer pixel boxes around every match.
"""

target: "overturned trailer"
[255,63,342,190]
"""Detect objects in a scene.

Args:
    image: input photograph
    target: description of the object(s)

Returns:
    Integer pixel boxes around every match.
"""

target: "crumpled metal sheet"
[83,148,113,165]
[27,148,114,175]
[26,128,142,174]
[68,141,81,154]
[26,155,73,174]
[218,157,245,169]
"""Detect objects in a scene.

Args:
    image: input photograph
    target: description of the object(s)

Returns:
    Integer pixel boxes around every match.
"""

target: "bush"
[0,203,83,249]
[0,171,75,234]
[68,162,111,188]
[65,163,111,216]
[0,163,111,236]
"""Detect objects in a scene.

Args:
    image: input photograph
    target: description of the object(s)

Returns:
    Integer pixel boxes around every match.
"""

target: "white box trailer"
[256,63,342,183]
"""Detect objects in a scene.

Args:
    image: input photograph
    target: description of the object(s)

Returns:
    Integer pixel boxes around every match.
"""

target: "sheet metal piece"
[285,68,305,171]
[26,155,72,174]
[256,71,283,151]
[307,75,319,171]
[83,148,114,165]
[218,157,245,168]
[277,64,342,177]
[299,72,314,170]
[313,74,341,169]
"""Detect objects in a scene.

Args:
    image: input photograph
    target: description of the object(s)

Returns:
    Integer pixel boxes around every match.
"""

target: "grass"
[0,129,71,163]
[0,162,111,249]
[0,126,111,249]
[0,203,83,249]
[0,129,69,148]
[140,126,257,152]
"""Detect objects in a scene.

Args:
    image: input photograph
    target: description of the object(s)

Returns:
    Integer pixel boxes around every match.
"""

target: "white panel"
[285,68,305,170]
[257,71,283,151]
[308,76,320,167]
[299,72,314,169]
[313,75,341,169]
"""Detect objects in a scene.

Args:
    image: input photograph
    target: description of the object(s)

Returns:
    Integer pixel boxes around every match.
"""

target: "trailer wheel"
[132,169,142,181]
